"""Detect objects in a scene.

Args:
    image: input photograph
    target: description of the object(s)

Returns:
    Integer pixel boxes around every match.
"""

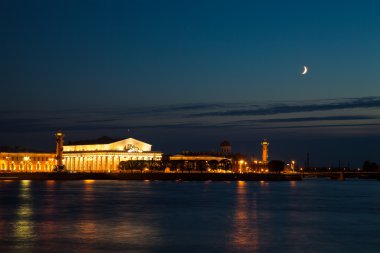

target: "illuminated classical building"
[62,136,162,172]
[0,150,56,172]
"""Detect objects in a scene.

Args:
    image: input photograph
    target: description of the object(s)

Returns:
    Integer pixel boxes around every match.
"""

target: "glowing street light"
[239,160,244,173]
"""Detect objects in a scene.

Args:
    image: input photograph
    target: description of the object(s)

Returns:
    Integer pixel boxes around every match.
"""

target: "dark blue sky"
[1,0,380,167]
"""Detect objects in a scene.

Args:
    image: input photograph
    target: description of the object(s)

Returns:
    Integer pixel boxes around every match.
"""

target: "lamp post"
[239,160,244,173]
[291,160,296,172]
[254,160,258,172]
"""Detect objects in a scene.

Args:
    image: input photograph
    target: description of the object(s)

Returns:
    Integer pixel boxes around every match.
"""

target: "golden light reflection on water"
[40,180,57,240]
[83,179,95,184]
[230,181,259,252]
[46,180,55,186]
[13,179,36,246]
[2,179,14,183]
[260,180,268,186]
[71,180,161,249]
[237,180,246,187]
[21,180,31,186]
[83,180,95,197]
[76,179,98,239]
[77,220,97,240]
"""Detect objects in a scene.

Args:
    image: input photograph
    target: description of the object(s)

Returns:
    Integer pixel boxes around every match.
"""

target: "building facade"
[0,152,56,172]
[63,137,162,172]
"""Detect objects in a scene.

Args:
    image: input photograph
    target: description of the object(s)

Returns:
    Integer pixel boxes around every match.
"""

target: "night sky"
[1,0,380,167]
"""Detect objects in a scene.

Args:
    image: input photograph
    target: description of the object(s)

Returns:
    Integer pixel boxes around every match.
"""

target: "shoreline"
[0,172,302,181]
[1,172,379,181]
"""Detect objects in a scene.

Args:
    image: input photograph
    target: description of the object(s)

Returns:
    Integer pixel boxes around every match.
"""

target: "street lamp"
[254,160,258,172]
[239,160,244,173]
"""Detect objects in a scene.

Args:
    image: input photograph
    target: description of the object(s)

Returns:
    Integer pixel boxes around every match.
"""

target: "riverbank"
[302,172,380,180]
[0,172,302,181]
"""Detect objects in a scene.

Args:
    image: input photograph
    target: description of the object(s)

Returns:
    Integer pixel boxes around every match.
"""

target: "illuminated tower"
[55,130,64,170]
[261,139,269,163]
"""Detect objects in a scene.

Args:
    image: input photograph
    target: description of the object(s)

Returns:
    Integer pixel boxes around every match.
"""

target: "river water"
[0,179,379,253]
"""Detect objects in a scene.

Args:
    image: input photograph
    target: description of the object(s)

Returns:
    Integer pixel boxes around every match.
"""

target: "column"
[74,157,77,171]
[69,157,72,171]
[81,157,84,171]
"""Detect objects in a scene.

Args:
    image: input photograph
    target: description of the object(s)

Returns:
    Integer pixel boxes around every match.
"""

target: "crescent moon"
[301,66,308,75]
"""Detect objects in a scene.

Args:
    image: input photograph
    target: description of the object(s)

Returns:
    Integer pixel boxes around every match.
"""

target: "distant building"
[169,154,232,172]
[0,148,55,172]
[220,140,231,154]
[63,136,162,172]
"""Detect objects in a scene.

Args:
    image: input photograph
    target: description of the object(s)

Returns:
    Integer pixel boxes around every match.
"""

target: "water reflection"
[83,179,96,184]
[12,180,36,252]
[70,180,161,251]
[229,181,259,252]
[76,180,97,240]
[38,180,58,242]
[1,180,377,253]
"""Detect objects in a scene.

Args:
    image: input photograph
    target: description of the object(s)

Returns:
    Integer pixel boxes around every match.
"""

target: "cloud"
[1,97,380,135]
[232,122,380,130]
[190,97,380,117]
[230,115,377,125]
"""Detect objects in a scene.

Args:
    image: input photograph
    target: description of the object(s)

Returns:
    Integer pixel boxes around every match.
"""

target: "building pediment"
[63,137,152,152]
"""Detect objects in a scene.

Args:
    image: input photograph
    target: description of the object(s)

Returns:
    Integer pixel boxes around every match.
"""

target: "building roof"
[0,146,52,154]
[66,136,123,146]
[220,140,231,147]
[170,154,231,161]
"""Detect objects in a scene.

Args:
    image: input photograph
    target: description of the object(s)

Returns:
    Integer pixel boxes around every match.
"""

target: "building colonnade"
[63,152,162,172]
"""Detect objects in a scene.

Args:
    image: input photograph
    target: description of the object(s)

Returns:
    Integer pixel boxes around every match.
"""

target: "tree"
[197,160,209,173]
[219,159,232,171]
[268,160,285,173]
[362,161,379,172]
[118,160,146,172]
[208,160,218,171]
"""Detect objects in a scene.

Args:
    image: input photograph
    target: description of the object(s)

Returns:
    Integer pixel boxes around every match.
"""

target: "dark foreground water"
[0,179,379,253]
